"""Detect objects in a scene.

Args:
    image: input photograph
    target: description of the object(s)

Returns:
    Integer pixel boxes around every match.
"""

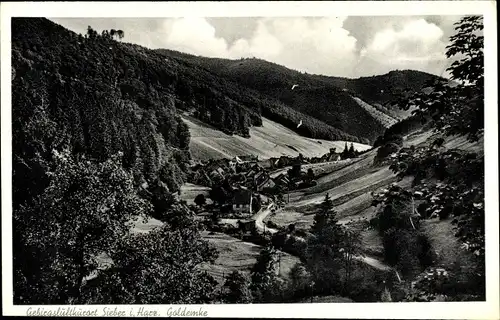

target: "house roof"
[256,172,270,184]
[273,174,289,184]
[233,189,252,204]
[258,176,274,188]
[237,155,258,162]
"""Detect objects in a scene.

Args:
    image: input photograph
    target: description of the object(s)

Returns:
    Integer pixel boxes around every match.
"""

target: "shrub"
[374,142,400,164]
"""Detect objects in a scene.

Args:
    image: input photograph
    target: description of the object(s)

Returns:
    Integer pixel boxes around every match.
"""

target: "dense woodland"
[11,16,486,304]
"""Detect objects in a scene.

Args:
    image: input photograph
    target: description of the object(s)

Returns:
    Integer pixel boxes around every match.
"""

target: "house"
[273,174,290,187]
[232,188,253,214]
[328,154,341,162]
[216,167,225,176]
[245,169,258,180]
[237,219,256,233]
[257,176,276,191]
[234,155,258,164]
[228,160,237,172]
[254,171,271,188]
[277,157,290,167]
[201,172,213,186]
[254,171,266,183]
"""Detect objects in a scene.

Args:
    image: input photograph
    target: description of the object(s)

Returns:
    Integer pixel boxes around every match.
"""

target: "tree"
[391,16,484,142]
[371,184,435,278]
[306,193,346,295]
[340,228,363,294]
[306,224,344,295]
[86,25,97,39]
[348,142,356,158]
[194,194,206,207]
[209,185,230,205]
[305,168,315,183]
[287,163,302,181]
[222,271,253,303]
[341,142,349,159]
[310,193,338,235]
[250,245,283,302]
[116,30,125,40]
[381,286,393,302]
[80,225,219,304]
[271,231,288,249]
[287,263,312,300]
[371,184,414,234]
[252,195,262,213]
[13,149,150,304]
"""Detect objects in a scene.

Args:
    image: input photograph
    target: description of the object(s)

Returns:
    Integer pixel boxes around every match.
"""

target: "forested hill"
[17,18,367,143]
[155,50,444,142]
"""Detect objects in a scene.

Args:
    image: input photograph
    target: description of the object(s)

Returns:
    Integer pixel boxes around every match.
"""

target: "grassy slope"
[266,124,483,281]
[179,183,211,205]
[198,231,300,285]
[352,97,399,128]
[185,114,372,161]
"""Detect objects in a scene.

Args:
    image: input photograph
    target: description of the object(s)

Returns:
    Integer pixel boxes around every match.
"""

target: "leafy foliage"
[250,245,284,302]
[371,184,435,278]
[221,271,253,303]
[380,18,485,284]
[81,225,218,304]
[13,150,150,304]
[306,194,363,296]
[310,193,338,235]
[12,18,191,209]
[373,114,428,148]
[194,194,207,207]
[11,18,226,305]
[390,16,484,142]
[389,147,485,258]
[156,52,442,144]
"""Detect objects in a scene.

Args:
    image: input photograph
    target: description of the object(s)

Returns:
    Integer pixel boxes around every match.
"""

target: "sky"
[49,15,464,78]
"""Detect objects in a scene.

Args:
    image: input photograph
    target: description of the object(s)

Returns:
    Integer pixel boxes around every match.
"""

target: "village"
[187,142,363,239]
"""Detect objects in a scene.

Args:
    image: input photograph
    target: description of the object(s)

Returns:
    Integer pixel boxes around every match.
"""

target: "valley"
[10,15,487,306]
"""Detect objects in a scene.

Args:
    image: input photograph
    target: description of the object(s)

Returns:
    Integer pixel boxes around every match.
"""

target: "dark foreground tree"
[13,150,150,304]
[194,193,207,207]
[250,245,284,302]
[80,225,218,304]
[310,193,338,235]
[221,270,253,303]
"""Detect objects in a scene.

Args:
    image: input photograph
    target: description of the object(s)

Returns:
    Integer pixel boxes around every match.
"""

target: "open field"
[404,130,484,153]
[183,115,371,161]
[180,183,211,205]
[353,97,398,128]
[288,166,396,208]
[198,231,300,284]
[130,216,164,234]
[269,158,357,179]
[420,219,476,270]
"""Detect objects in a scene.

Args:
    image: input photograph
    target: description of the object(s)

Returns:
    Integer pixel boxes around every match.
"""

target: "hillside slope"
[156,51,444,143]
[35,17,364,146]
[184,115,371,161]
[352,97,399,128]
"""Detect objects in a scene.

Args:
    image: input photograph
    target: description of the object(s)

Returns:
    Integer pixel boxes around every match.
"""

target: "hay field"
[184,115,371,161]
